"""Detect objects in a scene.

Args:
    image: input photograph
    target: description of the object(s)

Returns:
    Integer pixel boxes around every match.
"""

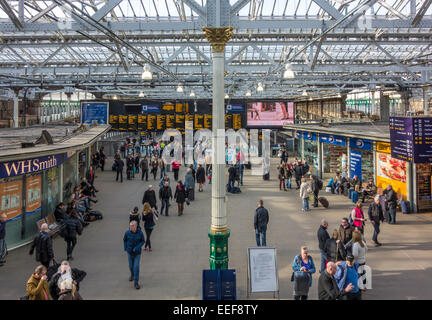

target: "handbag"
[152,210,159,224]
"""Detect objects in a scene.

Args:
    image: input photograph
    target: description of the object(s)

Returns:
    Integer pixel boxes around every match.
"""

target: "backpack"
[58,223,68,238]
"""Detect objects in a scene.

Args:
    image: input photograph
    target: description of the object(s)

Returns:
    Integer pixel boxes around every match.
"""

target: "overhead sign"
[319,134,346,146]
[390,117,414,162]
[303,131,317,141]
[247,247,279,295]
[350,149,363,181]
[227,104,244,112]
[349,138,372,151]
[295,131,302,139]
[0,153,67,179]
[377,142,391,154]
[141,105,160,113]
[81,102,109,125]
[412,117,432,163]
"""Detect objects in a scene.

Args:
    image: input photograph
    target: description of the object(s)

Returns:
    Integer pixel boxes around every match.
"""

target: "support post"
[203,26,233,270]
[66,92,72,118]
[424,86,429,116]
[13,92,19,128]
[317,138,323,180]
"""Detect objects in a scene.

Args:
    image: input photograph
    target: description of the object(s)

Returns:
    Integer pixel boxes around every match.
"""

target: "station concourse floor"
[1,158,432,300]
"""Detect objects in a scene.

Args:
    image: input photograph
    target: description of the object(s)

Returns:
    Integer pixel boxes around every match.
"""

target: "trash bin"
[220,269,237,300]
[202,270,219,300]
[202,269,236,300]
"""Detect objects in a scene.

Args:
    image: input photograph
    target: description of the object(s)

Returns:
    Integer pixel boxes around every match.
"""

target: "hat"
[148,185,153,188]
[346,254,355,262]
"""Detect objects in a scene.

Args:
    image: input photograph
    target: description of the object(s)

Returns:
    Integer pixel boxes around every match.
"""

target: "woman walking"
[299,177,312,212]
[351,201,366,233]
[278,164,287,191]
[352,230,368,290]
[142,202,157,252]
[291,246,316,300]
[184,168,195,201]
[196,164,206,192]
[174,181,187,216]
[64,210,83,261]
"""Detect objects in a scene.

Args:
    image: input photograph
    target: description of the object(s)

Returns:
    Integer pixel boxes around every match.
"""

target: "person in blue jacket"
[291,246,316,300]
[334,254,362,300]
[123,221,145,290]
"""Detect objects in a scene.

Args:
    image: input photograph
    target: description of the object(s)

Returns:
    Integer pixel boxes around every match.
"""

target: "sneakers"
[134,283,140,290]
[143,248,147,251]
[149,248,152,252]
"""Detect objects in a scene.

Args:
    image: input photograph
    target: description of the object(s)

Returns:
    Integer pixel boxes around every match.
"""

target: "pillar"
[66,92,72,118]
[203,26,233,270]
[13,93,19,128]
[407,162,415,213]
[380,92,390,121]
[424,86,429,116]
[317,137,323,179]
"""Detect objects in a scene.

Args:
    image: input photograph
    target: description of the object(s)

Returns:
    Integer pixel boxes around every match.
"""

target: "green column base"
[208,228,230,270]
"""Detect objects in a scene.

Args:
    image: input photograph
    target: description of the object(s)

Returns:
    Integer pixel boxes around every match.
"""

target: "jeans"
[239,165,244,185]
[255,229,267,246]
[145,229,153,249]
[173,169,179,181]
[342,291,362,300]
[389,206,396,224]
[319,249,327,273]
[295,177,301,188]
[372,222,380,242]
[0,238,7,262]
[286,178,291,189]
[160,168,166,179]
[332,182,340,194]
[161,199,170,216]
[141,169,148,181]
[127,253,141,284]
[302,198,310,211]
[294,295,308,300]
[65,237,77,257]
[116,170,123,182]
[228,179,235,192]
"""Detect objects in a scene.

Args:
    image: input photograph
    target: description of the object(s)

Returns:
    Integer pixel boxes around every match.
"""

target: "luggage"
[263,172,270,180]
[400,200,411,214]
[351,191,359,203]
[325,186,332,193]
[187,188,195,201]
[232,187,241,194]
[318,196,329,208]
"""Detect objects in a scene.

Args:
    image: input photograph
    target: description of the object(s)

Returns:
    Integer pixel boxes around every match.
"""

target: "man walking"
[368,195,385,246]
[142,185,157,210]
[384,184,398,224]
[123,221,145,290]
[318,262,354,300]
[29,223,54,268]
[0,213,7,266]
[228,164,236,192]
[254,200,269,246]
[334,255,361,300]
[115,157,124,183]
[294,161,303,189]
[140,156,149,181]
[317,219,330,273]
[159,181,173,216]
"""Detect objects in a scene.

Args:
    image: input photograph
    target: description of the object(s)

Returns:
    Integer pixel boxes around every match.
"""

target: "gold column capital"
[202,26,234,53]
[209,225,229,234]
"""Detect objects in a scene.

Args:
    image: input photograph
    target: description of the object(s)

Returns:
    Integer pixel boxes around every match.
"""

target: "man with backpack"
[334,255,362,300]
[310,175,323,208]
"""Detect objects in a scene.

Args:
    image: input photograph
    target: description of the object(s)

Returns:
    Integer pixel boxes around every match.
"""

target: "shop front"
[416,163,432,212]
[320,134,348,178]
[349,138,374,182]
[303,131,319,176]
[376,142,408,200]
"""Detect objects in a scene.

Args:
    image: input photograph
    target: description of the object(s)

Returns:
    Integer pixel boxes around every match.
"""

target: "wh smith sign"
[0,153,66,179]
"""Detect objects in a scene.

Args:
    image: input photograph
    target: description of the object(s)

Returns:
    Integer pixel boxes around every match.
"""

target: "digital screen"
[175,114,185,131]
[233,114,242,130]
[204,114,212,129]
[194,114,204,130]
[147,115,156,130]
[109,115,118,130]
[118,115,128,131]
[157,115,166,131]
[162,104,175,112]
[166,115,175,129]
[225,114,233,130]
[137,115,147,131]
[247,101,294,127]
[128,115,137,131]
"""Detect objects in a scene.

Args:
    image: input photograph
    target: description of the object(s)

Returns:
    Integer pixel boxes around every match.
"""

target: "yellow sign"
[147,115,156,130]
[166,115,175,129]
[157,115,166,131]
[204,114,212,129]
[233,114,242,130]
[376,152,407,200]
[194,114,204,130]
[376,142,391,154]
[162,104,174,112]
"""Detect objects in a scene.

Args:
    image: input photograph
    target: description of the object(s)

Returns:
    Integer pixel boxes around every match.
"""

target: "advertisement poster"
[25,174,42,215]
[349,138,372,151]
[81,102,109,125]
[350,150,362,181]
[0,180,23,221]
[247,101,294,127]
[376,152,407,199]
[47,168,59,207]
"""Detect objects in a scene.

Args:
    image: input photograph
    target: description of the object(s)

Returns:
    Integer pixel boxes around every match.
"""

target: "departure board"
[109,115,118,130]
[162,103,175,112]
[176,114,185,129]
[204,114,212,130]
[137,115,147,131]
[147,114,156,131]
[185,114,194,130]
[128,115,137,131]
[233,114,242,130]
[194,114,204,130]
[166,114,175,129]
[157,115,166,131]
[118,115,128,131]
[225,114,233,130]
[175,103,185,113]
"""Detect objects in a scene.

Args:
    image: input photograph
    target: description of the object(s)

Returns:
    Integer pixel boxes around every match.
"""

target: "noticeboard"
[247,246,279,296]
[147,115,156,131]
[81,101,109,125]
[0,180,23,221]
[109,115,118,130]
[157,115,166,131]
[194,114,204,130]
[137,115,147,131]
[176,114,185,131]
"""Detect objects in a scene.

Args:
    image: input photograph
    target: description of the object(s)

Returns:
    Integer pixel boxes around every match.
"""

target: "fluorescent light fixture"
[176,84,183,93]
[302,90,308,96]
[225,93,229,99]
[257,82,264,92]
[141,64,152,80]
[190,91,195,97]
[246,90,251,97]
[139,91,145,97]
[283,64,295,79]
[113,95,118,100]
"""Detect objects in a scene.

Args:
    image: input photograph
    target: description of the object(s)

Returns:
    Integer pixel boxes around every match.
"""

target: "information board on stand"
[247,247,279,299]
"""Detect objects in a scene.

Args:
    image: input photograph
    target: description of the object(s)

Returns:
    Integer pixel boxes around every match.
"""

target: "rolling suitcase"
[400,200,411,213]
[263,172,270,180]
[318,196,329,208]
[351,191,359,203]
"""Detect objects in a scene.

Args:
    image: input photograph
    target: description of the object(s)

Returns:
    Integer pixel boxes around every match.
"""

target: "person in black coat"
[64,210,83,261]
[48,260,86,300]
[126,155,135,180]
[228,165,236,192]
[142,203,156,251]
[159,181,173,216]
[142,185,157,210]
[317,220,330,273]
[254,200,269,246]
[134,153,140,174]
[325,229,346,263]
[174,181,186,216]
[196,164,206,192]
[115,157,124,183]
[310,175,321,207]
[368,195,385,246]
[140,156,149,181]
[384,185,398,224]
[54,203,67,224]
[29,223,54,268]
[294,161,304,189]
[99,148,106,171]
[318,262,353,300]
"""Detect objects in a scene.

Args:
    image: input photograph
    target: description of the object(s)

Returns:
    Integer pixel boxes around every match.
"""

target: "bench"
[35,214,61,237]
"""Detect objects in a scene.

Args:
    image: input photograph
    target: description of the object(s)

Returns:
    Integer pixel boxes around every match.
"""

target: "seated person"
[340,176,350,194]
[350,175,362,191]
[54,203,67,224]
[361,179,377,203]
[332,172,343,194]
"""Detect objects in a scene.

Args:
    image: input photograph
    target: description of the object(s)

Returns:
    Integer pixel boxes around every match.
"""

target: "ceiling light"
[190,91,195,97]
[283,64,295,79]
[257,82,264,92]
[176,84,183,93]
[113,95,118,100]
[141,64,152,80]
[302,90,308,96]
[245,90,251,97]
[139,91,145,97]
[225,93,229,99]
[309,96,313,101]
